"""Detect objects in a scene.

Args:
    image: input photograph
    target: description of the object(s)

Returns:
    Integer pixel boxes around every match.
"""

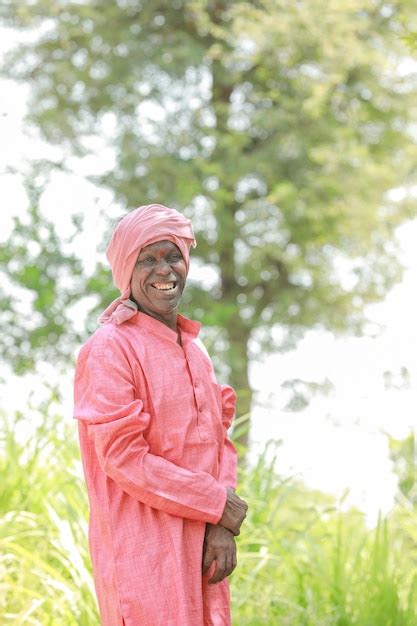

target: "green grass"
[1,409,417,625]
[1,409,98,625]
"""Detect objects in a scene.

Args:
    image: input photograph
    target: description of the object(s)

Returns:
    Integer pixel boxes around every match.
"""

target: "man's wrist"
[206,523,234,537]
[218,519,240,536]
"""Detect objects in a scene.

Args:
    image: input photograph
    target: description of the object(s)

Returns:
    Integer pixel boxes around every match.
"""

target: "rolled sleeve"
[217,384,238,489]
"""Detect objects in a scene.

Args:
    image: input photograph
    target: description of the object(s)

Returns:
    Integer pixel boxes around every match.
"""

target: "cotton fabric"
[73,311,238,626]
[98,204,196,325]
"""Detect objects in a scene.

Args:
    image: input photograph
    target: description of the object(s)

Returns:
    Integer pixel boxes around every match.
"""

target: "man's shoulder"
[78,322,134,360]
[192,337,210,359]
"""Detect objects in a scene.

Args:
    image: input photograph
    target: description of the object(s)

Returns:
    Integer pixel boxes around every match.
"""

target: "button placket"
[184,346,210,441]
[194,384,205,421]
[194,383,209,439]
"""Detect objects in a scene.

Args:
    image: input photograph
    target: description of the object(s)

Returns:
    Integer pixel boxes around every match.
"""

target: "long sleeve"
[74,340,227,524]
[217,384,238,489]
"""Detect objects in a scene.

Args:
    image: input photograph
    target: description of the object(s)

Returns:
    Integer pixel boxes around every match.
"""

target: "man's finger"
[214,551,236,583]
[221,554,231,581]
[231,549,237,572]
[226,553,237,578]
[226,553,236,577]
[202,549,214,574]
[229,556,237,576]
[209,564,223,584]
[209,557,226,585]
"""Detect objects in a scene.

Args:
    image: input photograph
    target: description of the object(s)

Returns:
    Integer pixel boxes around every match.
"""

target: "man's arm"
[202,384,247,583]
[74,340,248,531]
[74,342,228,524]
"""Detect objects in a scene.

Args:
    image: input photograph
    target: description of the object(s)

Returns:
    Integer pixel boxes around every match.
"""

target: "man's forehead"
[137,240,181,255]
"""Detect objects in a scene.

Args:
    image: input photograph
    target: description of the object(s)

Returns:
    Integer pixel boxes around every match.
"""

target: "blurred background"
[1,1,417,624]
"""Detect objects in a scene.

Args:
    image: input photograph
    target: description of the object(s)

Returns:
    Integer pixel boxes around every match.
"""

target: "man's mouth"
[151,282,177,291]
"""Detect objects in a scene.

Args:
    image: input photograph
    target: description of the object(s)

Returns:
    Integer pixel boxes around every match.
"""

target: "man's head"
[99,204,196,325]
[130,239,187,324]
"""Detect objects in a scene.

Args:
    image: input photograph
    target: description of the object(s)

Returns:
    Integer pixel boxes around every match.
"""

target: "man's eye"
[137,257,155,266]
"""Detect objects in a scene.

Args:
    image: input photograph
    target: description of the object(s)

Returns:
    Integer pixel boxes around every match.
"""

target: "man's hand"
[202,523,237,585]
[218,487,248,536]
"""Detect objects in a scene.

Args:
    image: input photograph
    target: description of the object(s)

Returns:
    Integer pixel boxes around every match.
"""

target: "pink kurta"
[73,312,238,626]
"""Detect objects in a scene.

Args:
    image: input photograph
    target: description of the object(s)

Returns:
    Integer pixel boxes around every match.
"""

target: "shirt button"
[200,432,208,441]
[194,382,198,388]
[198,406,203,412]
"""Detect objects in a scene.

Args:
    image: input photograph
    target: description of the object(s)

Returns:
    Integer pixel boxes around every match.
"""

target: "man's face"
[130,240,187,322]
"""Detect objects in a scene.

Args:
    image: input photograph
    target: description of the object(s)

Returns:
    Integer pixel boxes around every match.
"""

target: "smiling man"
[73,204,248,626]
[131,239,186,332]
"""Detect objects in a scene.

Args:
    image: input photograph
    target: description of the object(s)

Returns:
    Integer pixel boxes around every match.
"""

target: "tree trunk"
[226,321,252,452]
[210,50,253,452]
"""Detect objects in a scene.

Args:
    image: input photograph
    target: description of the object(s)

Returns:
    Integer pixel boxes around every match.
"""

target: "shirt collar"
[177,313,201,339]
[128,311,201,342]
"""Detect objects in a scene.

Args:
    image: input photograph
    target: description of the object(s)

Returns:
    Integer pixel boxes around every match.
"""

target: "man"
[73,204,248,626]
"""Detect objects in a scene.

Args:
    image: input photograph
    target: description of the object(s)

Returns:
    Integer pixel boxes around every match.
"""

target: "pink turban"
[98,204,196,325]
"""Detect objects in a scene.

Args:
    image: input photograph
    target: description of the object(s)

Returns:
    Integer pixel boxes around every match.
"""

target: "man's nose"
[154,258,171,274]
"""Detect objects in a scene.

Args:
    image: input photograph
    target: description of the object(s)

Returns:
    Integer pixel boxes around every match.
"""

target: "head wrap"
[98,203,196,325]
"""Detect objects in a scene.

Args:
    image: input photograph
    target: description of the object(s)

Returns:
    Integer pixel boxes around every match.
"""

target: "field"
[2,410,417,626]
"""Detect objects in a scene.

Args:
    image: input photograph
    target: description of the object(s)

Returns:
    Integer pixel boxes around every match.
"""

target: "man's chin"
[141,301,182,319]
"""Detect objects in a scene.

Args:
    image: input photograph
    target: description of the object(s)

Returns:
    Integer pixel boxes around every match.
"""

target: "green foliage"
[0,178,87,373]
[234,443,417,625]
[1,1,417,442]
[281,377,335,412]
[389,432,417,506]
[2,407,417,625]
[0,404,98,624]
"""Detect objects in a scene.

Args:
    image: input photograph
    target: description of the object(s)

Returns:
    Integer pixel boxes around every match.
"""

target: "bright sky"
[250,220,417,524]
[1,27,416,526]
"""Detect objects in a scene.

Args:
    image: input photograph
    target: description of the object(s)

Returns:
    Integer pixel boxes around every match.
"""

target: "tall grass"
[1,409,98,625]
[1,408,417,625]
[232,439,417,625]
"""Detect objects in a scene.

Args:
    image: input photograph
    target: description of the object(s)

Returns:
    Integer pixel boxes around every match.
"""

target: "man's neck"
[134,303,178,333]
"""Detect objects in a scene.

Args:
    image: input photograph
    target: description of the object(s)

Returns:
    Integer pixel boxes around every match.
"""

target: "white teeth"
[153,282,175,291]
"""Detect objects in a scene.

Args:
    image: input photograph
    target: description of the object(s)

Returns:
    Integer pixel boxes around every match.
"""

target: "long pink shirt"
[73,312,238,626]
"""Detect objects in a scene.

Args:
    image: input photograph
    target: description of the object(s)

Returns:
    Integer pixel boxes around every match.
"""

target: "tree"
[1,0,416,446]
[389,432,417,507]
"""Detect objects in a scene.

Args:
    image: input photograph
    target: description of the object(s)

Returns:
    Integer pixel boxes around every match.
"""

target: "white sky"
[250,222,417,523]
[1,27,416,526]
